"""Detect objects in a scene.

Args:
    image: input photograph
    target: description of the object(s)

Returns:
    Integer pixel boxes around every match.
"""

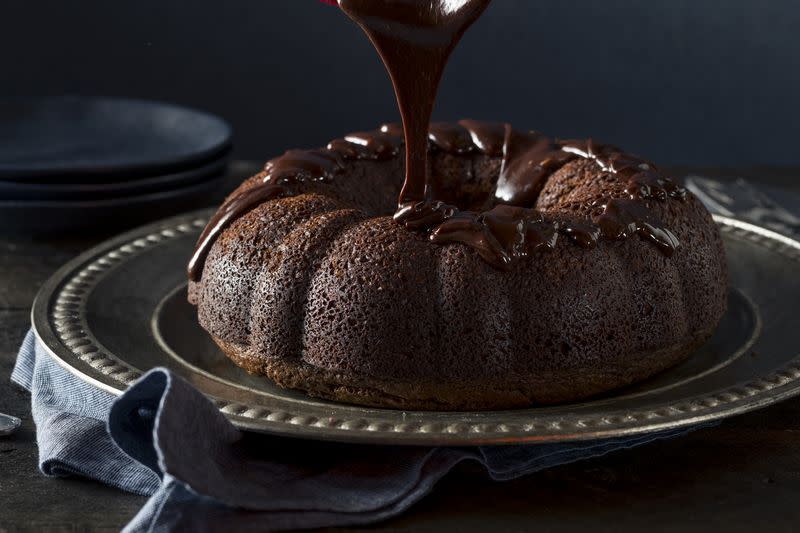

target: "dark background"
[3,0,799,166]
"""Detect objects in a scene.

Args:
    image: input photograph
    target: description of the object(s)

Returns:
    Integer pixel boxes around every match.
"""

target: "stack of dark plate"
[0,96,232,235]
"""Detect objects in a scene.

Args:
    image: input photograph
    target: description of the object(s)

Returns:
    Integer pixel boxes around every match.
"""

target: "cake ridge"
[249,206,366,363]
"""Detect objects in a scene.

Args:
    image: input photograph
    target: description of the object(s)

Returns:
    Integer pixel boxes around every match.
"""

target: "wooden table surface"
[1,165,799,532]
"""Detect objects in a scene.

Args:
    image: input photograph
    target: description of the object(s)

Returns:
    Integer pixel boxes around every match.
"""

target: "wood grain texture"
[1,167,799,532]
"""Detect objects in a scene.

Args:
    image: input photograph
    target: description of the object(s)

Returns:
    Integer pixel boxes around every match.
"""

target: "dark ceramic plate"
[0,156,229,201]
[0,175,226,236]
[0,96,231,182]
[30,211,800,445]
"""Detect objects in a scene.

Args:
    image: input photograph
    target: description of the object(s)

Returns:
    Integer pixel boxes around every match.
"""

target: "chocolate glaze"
[188,120,686,279]
[187,0,686,280]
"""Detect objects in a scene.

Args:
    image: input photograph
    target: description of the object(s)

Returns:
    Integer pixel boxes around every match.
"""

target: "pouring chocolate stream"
[337,0,492,222]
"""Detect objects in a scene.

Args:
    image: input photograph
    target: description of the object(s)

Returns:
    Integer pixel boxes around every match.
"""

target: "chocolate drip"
[332,129,403,161]
[596,198,680,256]
[496,129,571,206]
[459,120,507,157]
[429,122,477,154]
[188,147,345,281]
[562,222,602,249]
[265,148,344,182]
[392,122,687,269]
[188,120,688,279]
[432,205,559,268]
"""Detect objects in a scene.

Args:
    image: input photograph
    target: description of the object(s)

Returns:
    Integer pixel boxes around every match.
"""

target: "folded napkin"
[12,330,700,532]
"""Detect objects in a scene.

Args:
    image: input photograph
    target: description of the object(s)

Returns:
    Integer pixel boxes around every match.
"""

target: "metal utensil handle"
[0,412,21,436]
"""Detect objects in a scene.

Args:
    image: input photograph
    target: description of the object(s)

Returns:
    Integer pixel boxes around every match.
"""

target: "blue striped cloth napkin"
[11,329,698,532]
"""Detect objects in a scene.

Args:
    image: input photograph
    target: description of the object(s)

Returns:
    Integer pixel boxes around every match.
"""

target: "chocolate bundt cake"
[187,121,728,410]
